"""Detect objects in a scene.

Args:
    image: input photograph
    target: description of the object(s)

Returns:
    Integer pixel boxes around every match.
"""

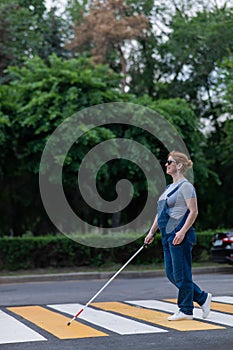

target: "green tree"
[219,57,233,113]
[198,54,233,229]
[0,53,212,235]
[155,5,233,122]
[0,0,68,78]
[199,117,233,229]
[124,0,159,96]
[0,54,126,235]
[135,95,209,183]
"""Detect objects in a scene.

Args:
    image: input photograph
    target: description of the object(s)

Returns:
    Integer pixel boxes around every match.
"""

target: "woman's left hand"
[172,230,186,245]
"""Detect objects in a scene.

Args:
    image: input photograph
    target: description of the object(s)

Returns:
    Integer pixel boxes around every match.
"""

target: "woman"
[145,151,212,321]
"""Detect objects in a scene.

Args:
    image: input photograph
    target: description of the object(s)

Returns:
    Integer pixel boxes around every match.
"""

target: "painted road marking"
[3,296,232,344]
[49,303,167,335]
[128,300,232,327]
[0,310,46,345]
[8,306,107,339]
[165,298,233,314]
[212,296,233,305]
[92,301,223,331]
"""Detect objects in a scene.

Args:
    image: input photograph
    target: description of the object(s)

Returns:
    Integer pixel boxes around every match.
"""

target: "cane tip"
[67,321,71,326]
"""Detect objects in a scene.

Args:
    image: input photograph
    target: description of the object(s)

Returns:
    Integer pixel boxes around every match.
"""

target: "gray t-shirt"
[159,179,196,233]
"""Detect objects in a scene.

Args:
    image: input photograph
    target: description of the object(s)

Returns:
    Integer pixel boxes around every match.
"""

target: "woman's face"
[165,157,178,175]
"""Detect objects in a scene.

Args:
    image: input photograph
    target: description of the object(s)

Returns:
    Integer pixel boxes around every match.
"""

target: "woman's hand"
[172,230,186,245]
[144,232,155,245]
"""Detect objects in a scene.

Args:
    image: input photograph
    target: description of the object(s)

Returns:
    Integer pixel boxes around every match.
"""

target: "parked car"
[211,231,233,264]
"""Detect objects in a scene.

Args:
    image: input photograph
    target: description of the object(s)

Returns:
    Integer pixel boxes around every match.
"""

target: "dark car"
[211,231,233,264]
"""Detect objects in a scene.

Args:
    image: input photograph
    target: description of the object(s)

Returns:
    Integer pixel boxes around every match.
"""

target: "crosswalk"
[1,296,232,345]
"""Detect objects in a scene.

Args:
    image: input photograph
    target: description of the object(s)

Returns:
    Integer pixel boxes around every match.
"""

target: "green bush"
[0,231,217,271]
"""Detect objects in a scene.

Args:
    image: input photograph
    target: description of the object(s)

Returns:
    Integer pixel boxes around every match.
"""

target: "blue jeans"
[162,229,207,315]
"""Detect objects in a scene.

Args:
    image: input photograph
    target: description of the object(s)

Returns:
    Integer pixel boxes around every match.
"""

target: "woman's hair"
[168,151,193,174]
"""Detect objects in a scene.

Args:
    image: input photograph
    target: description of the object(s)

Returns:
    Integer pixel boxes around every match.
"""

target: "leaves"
[0,0,233,234]
[66,0,149,90]
[0,0,69,78]
[0,54,126,234]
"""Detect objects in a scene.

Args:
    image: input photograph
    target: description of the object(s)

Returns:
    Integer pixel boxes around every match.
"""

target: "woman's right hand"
[144,232,155,245]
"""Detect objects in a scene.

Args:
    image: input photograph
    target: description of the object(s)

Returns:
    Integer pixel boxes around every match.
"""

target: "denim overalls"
[157,181,207,315]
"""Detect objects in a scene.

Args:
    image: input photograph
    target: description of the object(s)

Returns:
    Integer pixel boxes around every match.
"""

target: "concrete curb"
[0,265,232,284]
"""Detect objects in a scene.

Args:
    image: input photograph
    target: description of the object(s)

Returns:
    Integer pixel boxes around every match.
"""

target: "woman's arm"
[172,197,198,245]
[144,214,158,244]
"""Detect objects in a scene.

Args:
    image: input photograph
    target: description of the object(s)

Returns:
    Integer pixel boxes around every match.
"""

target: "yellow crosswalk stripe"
[210,302,233,314]
[164,299,233,314]
[8,306,108,339]
[91,302,224,331]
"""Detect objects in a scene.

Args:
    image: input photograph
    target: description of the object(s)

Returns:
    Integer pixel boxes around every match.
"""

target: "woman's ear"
[177,163,182,170]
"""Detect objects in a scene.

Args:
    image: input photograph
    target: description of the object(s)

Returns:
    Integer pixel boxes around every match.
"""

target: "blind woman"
[145,151,212,321]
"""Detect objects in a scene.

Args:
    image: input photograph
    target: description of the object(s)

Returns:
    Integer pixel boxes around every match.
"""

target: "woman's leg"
[163,239,177,286]
[193,282,208,306]
[168,237,194,315]
[164,234,208,315]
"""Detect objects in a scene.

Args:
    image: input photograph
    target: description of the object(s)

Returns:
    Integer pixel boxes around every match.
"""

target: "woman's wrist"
[149,231,156,237]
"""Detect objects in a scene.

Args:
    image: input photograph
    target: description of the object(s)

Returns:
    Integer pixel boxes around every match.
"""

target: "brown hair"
[169,151,193,174]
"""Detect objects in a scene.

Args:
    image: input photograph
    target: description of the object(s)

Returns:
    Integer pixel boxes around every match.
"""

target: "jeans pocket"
[167,233,177,246]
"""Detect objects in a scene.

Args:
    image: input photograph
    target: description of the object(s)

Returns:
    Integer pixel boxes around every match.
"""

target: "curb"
[0,266,232,284]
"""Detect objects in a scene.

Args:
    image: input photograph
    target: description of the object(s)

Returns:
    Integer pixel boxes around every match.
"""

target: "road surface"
[0,272,232,350]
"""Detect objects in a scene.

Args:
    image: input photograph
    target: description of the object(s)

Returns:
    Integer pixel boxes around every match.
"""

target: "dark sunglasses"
[166,160,176,165]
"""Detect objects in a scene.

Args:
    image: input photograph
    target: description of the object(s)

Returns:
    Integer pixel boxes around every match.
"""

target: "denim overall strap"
[167,180,187,198]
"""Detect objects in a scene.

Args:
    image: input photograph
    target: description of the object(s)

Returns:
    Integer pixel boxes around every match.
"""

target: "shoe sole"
[168,316,193,321]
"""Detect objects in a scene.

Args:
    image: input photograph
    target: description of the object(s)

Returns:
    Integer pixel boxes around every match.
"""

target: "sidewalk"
[0,265,232,284]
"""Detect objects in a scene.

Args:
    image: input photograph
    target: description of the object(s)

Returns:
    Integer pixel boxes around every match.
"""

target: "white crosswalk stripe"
[0,310,46,344]
[48,303,167,335]
[212,296,233,304]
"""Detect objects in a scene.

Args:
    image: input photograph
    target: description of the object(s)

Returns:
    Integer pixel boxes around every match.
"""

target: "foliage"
[218,57,233,113]
[200,117,233,229]
[0,54,126,235]
[0,53,213,235]
[198,55,233,229]
[0,0,68,78]
[0,231,216,270]
[131,96,209,187]
[0,0,233,238]
[155,6,233,120]
[66,0,149,90]
[66,1,233,125]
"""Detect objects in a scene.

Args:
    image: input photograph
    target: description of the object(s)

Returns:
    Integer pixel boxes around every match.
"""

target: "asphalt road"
[0,272,232,350]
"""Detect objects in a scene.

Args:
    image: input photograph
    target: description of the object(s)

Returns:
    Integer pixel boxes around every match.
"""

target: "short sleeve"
[180,182,196,200]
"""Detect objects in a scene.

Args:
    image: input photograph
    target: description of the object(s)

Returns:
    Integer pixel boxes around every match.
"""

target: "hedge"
[0,230,217,271]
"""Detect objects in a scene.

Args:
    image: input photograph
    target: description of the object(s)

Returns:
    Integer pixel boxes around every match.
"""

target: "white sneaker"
[168,311,193,321]
[201,293,212,319]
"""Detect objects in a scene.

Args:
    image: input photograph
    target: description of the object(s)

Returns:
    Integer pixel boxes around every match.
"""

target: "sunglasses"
[166,160,176,165]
